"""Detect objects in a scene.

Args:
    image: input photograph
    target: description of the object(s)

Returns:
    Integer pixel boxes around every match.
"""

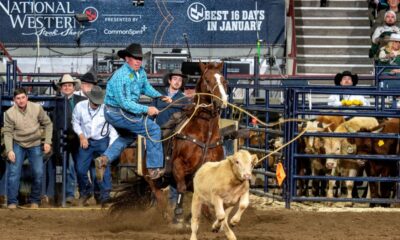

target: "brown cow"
[324,117,379,205]
[355,118,399,206]
[190,150,258,240]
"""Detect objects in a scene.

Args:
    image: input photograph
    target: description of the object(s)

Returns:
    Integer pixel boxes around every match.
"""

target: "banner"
[0,0,285,47]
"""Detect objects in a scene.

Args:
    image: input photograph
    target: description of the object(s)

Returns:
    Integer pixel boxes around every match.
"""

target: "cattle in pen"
[323,117,379,205]
[354,118,399,206]
[303,116,345,196]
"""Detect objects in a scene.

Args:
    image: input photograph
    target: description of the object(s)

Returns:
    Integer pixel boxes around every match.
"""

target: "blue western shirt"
[105,63,162,114]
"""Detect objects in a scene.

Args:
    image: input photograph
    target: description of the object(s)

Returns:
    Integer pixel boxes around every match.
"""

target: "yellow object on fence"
[276,162,286,186]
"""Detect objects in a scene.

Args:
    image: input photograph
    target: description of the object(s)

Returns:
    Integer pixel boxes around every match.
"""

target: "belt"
[105,105,143,118]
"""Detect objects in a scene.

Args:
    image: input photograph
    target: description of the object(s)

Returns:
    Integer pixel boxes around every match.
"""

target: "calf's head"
[229,150,258,181]
[324,137,356,169]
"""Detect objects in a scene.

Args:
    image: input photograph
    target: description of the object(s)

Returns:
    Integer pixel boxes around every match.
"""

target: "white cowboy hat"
[389,33,400,42]
[58,74,78,86]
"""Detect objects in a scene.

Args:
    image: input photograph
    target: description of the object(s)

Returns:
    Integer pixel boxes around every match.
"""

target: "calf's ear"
[251,154,259,166]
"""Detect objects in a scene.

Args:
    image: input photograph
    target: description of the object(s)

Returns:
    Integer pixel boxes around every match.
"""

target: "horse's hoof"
[171,221,185,229]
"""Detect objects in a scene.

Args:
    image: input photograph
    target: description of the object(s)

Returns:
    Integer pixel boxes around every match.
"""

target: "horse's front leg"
[144,176,170,220]
[172,157,187,224]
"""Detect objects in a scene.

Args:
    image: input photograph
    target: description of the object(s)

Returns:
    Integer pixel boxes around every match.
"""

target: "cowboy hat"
[79,72,97,84]
[163,69,187,87]
[58,74,78,86]
[388,33,400,42]
[117,43,143,59]
[86,86,105,105]
[334,71,358,86]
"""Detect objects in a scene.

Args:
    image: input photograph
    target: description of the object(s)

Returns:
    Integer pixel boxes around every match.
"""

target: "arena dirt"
[1,195,400,240]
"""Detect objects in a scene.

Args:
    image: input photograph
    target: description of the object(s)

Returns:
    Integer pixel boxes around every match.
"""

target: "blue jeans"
[42,157,55,199]
[76,137,111,202]
[66,152,77,199]
[7,143,43,205]
[103,106,164,168]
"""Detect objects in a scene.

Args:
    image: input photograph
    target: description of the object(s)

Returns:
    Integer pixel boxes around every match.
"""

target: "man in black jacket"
[58,74,86,204]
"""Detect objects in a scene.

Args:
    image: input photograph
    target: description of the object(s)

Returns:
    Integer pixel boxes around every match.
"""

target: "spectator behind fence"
[369,0,386,26]
[370,10,400,58]
[372,10,400,44]
[94,43,172,181]
[72,86,118,207]
[372,0,400,31]
[58,74,87,204]
[327,71,371,107]
[377,33,400,72]
[74,71,97,97]
[3,88,53,209]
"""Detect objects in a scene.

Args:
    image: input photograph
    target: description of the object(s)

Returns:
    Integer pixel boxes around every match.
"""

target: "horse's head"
[196,61,228,109]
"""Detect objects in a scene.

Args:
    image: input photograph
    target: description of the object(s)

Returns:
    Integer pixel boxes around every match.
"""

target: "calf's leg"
[190,193,202,240]
[344,168,357,207]
[230,191,249,226]
[211,197,225,232]
[222,207,237,240]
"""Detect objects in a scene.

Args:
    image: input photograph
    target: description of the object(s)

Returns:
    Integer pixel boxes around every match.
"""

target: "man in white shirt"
[327,71,371,107]
[72,86,118,206]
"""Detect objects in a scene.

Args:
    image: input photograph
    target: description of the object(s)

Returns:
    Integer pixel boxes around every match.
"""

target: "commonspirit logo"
[187,2,206,22]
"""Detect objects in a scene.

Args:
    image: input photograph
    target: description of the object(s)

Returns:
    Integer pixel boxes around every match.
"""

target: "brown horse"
[171,61,228,222]
[110,62,228,222]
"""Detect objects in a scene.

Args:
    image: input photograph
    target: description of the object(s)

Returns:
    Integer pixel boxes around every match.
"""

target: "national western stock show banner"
[0,0,285,48]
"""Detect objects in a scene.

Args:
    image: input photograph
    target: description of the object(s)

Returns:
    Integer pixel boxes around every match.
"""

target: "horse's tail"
[108,179,153,215]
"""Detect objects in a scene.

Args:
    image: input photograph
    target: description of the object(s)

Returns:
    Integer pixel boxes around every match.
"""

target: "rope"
[143,92,309,163]
[144,95,201,143]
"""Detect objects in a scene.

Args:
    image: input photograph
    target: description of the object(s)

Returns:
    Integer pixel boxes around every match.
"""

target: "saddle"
[161,111,188,175]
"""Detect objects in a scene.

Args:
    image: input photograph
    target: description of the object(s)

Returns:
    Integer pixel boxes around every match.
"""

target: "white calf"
[190,150,258,240]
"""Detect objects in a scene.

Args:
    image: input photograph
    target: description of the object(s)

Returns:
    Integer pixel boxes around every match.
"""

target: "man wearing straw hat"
[95,43,172,180]
[72,86,118,207]
[58,74,87,204]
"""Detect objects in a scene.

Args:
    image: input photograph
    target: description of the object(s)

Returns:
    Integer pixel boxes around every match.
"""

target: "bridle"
[197,67,227,115]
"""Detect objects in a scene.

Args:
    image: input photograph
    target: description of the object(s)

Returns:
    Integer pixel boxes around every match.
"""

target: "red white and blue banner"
[0,0,285,47]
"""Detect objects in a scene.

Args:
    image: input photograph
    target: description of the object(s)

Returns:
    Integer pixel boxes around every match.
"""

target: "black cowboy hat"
[86,85,105,105]
[79,72,97,84]
[163,69,187,87]
[117,43,143,59]
[334,71,358,86]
